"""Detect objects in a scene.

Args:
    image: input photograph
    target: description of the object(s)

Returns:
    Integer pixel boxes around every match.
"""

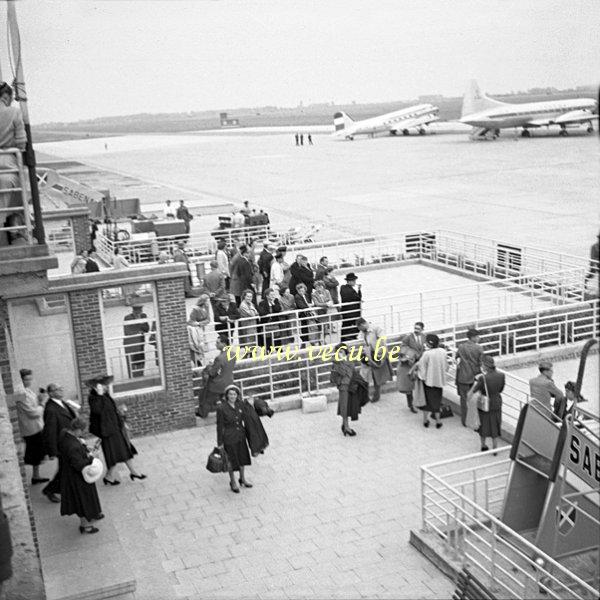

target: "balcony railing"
[0,148,33,247]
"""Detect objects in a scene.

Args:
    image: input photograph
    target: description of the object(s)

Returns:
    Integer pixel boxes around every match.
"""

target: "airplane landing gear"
[402,129,409,136]
[418,128,426,135]
[492,129,500,139]
[558,126,568,137]
[521,128,531,138]
[346,135,354,141]
[586,123,594,134]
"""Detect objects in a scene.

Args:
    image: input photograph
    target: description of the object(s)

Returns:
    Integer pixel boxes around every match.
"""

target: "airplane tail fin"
[333,111,354,132]
[461,80,507,117]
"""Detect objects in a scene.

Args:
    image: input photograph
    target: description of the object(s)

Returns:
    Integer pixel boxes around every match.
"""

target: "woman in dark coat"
[469,355,505,452]
[217,385,252,493]
[58,417,103,534]
[87,375,146,485]
[241,392,269,457]
[330,344,368,436]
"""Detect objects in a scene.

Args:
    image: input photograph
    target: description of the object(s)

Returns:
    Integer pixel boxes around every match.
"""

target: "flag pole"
[6,0,45,245]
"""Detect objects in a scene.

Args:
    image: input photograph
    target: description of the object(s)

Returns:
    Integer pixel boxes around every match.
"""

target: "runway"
[38,127,599,257]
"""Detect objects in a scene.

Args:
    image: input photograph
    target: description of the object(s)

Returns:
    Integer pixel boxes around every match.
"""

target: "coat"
[339,284,362,340]
[88,389,123,439]
[58,430,102,521]
[361,325,393,386]
[257,249,274,278]
[528,373,564,412]
[16,387,44,437]
[258,298,282,332]
[203,269,226,298]
[88,389,136,468]
[289,262,315,297]
[455,340,484,385]
[396,346,418,393]
[230,256,254,297]
[401,332,427,360]
[472,369,505,412]
[416,348,448,389]
[123,312,149,354]
[43,399,77,457]
[205,351,237,395]
[216,400,246,446]
[242,401,269,455]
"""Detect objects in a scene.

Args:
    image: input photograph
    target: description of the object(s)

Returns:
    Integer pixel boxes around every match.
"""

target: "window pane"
[100,284,163,394]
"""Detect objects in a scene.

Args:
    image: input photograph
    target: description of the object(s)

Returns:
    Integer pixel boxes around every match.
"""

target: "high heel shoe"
[79,525,99,534]
[239,478,253,488]
[341,426,351,436]
[348,428,357,436]
[230,481,240,493]
[436,422,443,429]
[103,478,120,486]
[423,420,430,428]
[129,473,147,481]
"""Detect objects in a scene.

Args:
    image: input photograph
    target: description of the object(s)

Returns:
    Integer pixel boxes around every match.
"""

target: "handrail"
[0,147,33,246]
[421,462,598,598]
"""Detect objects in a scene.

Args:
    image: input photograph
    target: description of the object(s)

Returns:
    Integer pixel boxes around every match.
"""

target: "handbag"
[440,403,454,419]
[206,447,229,473]
[476,375,491,412]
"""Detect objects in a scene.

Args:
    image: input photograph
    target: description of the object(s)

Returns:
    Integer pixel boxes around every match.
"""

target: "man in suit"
[173,241,193,297]
[230,245,254,305]
[202,260,226,313]
[401,321,427,360]
[258,287,283,348]
[123,304,149,378]
[257,243,276,294]
[85,250,100,273]
[176,199,193,235]
[529,361,565,413]
[196,336,237,418]
[455,328,485,426]
[42,383,77,503]
[289,254,314,298]
[339,273,362,341]
[357,318,393,403]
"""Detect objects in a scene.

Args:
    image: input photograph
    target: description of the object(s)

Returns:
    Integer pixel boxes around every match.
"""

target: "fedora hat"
[344,272,358,281]
[82,457,104,484]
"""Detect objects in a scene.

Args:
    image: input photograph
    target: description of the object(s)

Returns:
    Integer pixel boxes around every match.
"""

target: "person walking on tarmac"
[295,133,299,146]
[308,134,313,145]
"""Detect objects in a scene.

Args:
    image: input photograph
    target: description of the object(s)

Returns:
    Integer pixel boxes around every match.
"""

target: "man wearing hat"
[202,260,226,307]
[258,242,276,293]
[528,361,565,413]
[123,304,149,378]
[173,241,193,297]
[455,328,485,426]
[340,273,362,341]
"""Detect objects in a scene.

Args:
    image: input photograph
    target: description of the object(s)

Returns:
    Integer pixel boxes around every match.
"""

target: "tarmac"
[38,127,599,258]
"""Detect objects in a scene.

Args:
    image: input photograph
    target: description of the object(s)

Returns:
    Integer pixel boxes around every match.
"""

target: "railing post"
[421,469,428,531]
[535,312,540,350]
[419,292,424,322]
[490,520,498,583]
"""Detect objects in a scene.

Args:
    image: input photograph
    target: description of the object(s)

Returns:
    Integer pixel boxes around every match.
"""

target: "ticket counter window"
[100,284,163,395]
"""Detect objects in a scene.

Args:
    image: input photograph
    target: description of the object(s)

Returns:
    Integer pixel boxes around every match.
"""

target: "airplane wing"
[389,114,439,133]
[526,110,598,128]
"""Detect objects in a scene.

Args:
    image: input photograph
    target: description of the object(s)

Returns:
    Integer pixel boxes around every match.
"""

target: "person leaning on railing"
[0,81,26,247]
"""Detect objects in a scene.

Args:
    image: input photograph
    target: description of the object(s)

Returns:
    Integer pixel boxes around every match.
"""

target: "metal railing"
[93,215,373,266]
[420,449,598,599]
[191,299,597,407]
[0,148,32,246]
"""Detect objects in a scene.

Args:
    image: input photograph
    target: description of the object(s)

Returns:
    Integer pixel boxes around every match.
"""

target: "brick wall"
[65,277,195,436]
[121,278,194,436]
[70,214,90,254]
[68,288,106,411]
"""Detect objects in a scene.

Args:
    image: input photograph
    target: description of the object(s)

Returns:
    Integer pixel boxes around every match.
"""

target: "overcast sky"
[1,0,598,124]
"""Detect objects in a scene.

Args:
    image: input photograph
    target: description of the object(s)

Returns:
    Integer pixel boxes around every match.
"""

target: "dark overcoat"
[58,430,102,521]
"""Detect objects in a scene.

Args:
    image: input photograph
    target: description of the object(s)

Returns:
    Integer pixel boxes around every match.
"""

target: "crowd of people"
[191,241,369,358]
[15,370,146,535]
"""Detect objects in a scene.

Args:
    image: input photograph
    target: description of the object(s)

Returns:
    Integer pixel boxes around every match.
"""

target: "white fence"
[420,449,598,599]
[0,148,33,245]
[192,299,598,406]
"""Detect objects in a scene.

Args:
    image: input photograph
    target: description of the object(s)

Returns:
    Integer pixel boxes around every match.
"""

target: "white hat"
[82,458,104,484]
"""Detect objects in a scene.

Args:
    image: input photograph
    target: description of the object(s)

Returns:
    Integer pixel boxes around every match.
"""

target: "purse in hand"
[475,375,491,412]
[206,447,229,473]
[440,403,454,419]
